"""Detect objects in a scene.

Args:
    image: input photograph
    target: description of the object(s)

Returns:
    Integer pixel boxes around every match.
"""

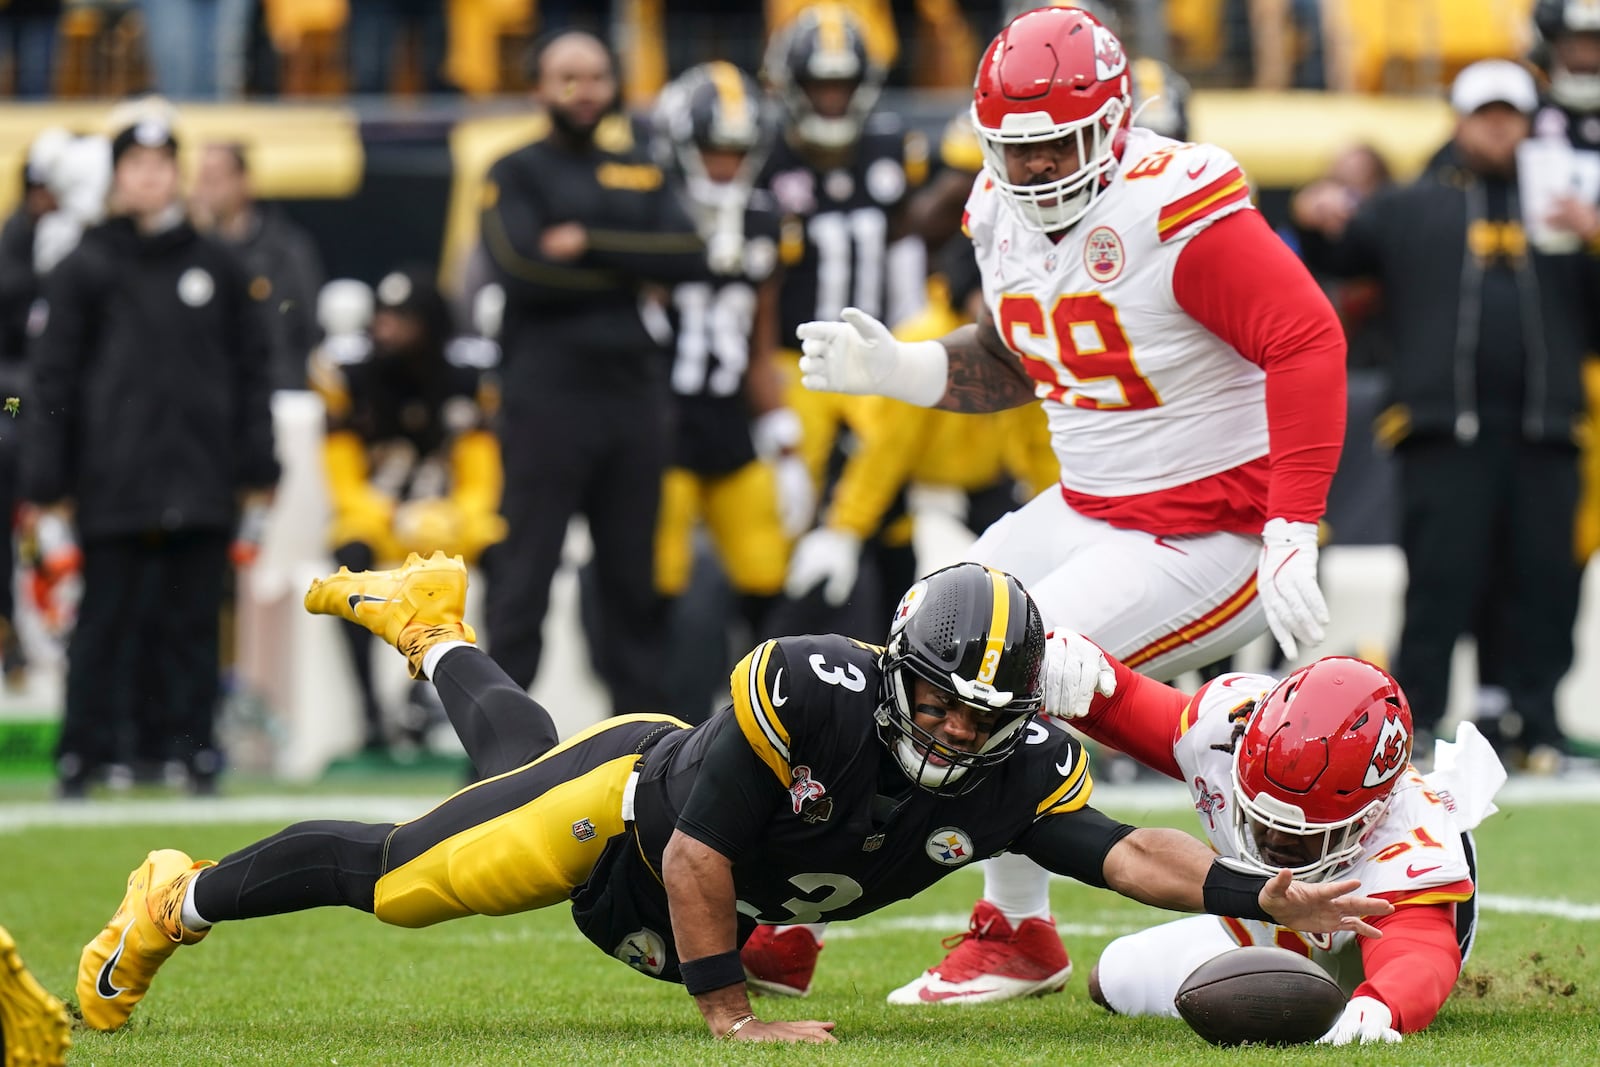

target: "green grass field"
[1,783,1596,1066]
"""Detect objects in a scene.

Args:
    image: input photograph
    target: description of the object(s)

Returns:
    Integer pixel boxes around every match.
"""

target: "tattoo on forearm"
[936,320,1038,413]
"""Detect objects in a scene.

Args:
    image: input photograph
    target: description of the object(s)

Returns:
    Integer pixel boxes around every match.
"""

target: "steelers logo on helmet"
[1229,657,1414,883]
[875,562,1046,796]
[764,4,885,151]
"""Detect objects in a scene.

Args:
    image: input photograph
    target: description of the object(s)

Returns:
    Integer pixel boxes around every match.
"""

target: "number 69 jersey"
[1174,674,1479,990]
[964,127,1268,524]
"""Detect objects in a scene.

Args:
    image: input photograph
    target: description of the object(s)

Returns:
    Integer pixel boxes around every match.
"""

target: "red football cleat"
[886,900,1073,1005]
[740,925,823,997]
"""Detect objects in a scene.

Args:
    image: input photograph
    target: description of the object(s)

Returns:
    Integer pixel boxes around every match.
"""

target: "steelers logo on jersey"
[865,157,906,205]
[177,267,215,308]
[926,827,975,867]
[614,927,667,976]
[1084,226,1125,282]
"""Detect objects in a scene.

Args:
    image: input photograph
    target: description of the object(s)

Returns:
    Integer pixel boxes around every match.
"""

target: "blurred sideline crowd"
[0,0,1557,102]
[3,0,1600,799]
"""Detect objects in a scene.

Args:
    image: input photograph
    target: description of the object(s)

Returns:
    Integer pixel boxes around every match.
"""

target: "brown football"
[1174,946,1346,1046]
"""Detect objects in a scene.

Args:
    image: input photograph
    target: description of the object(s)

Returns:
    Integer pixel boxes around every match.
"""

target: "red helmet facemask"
[1231,658,1413,883]
[971,6,1132,233]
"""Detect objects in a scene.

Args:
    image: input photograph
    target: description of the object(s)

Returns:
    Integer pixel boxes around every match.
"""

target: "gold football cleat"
[304,550,477,677]
[77,849,213,1032]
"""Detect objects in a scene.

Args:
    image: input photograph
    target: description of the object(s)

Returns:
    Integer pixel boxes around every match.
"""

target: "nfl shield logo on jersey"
[571,818,597,842]
[1084,226,1125,282]
[926,827,975,866]
[615,928,666,976]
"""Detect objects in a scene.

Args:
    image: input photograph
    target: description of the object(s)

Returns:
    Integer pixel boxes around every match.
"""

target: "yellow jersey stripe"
[978,568,1011,686]
[1175,697,1200,738]
[1393,889,1476,906]
[1037,747,1093,816]
[1156,178,1248,236]
[731,640,791,786]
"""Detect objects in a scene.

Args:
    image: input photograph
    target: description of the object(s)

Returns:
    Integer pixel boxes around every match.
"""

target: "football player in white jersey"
[1042,634,1504,1045]
[790,5,1349,1003]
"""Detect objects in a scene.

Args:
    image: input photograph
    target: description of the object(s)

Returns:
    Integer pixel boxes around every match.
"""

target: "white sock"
[421,640,477,681]
[182,873,213,931]
[981,852,1052,924]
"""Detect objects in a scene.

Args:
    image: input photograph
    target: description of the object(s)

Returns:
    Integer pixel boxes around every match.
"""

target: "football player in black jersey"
[76,554,1392,1042]
[647,61,814,718]
[758,4,931,634]
[1529,4,1600,257]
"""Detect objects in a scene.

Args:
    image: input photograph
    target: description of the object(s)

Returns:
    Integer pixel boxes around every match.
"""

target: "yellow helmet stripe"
[977,568,1011,686]
[815,4,849,56]
[706,60,749,128]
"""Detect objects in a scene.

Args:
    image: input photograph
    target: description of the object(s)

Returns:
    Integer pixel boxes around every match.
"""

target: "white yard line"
[1,774,1598,833]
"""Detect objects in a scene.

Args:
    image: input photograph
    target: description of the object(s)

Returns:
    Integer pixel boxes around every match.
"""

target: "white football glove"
[1257,518,1329,661]
[1042,630,1116,719]
[796,308,948,407]
[750,409,816,538]
[1317,995,1401,1046]
[772,455,816,539]
[785,527,861,607]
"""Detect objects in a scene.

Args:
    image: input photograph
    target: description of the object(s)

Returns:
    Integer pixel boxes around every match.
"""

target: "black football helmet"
[877,562,1047,796]
[1536,0,1600,110]
[652,61,776,230]
[762,4,884,150]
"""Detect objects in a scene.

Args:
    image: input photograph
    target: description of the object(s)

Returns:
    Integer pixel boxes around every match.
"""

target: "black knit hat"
[111,118,179,168]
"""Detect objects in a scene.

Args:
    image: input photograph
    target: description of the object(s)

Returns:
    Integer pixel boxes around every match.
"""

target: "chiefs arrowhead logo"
[1363,713,1411,788]
[1093,24,1127,81]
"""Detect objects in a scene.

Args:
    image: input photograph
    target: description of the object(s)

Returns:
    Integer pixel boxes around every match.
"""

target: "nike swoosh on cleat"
[917,985,999,1002]
[96,925,133,999]
[347,593,393,610]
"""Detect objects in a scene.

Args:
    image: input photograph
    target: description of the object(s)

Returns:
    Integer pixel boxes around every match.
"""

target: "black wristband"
[680,950,747,996]
[1202,860,1275,922]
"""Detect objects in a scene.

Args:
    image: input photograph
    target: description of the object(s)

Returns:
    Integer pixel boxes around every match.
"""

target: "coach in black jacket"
[25,116,279,796]
[478,31,707,714]
[1293,60,1600,763]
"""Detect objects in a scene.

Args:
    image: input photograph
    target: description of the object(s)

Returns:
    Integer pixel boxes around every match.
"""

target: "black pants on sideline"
[485,387,667,714]
[59,530,230,783]
[332,540,386,743]
[193,647,562,921]
[1393,434,1580,749]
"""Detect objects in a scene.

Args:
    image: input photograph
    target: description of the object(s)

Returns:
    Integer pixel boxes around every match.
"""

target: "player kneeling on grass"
[1038,633,1505,1045]
[77,553,1392,1044]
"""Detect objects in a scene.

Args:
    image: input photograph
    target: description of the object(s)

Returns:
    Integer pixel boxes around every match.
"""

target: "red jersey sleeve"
[1353,898,1464,1033]
[1171,209,1347,525]
[1069,647,1187,780]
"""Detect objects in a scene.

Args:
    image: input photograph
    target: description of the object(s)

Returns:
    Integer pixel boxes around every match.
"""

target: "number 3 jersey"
[1173,673,1482,989]
[581,633,1099,978]
[664,195,781,475]
[964,127,1270,532]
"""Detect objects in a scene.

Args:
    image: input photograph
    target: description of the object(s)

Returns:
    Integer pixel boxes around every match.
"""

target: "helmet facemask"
[973,92,1127,233]
[875,632,1039,797]
[1229,753,1392,883]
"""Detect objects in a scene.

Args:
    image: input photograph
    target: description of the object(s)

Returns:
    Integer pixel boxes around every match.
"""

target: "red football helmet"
[1230,657,1413,883]
[971,6,1132,232]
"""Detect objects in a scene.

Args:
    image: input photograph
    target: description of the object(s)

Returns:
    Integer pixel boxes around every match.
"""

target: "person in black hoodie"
[1292,60,1600,765]
[24,114,280,798]
[478,31,707,714]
